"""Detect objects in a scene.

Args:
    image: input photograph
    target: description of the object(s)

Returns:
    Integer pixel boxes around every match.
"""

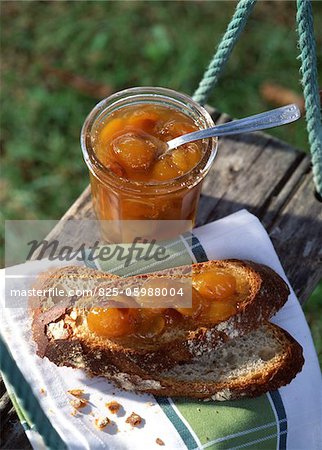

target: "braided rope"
[193,0,257,105]
[297,0,322,195]
[0,335,66,449]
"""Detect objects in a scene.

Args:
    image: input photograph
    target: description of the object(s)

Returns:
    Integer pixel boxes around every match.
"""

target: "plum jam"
[81,87,217,241]
[95,104,203,182]
[86,270,241,340]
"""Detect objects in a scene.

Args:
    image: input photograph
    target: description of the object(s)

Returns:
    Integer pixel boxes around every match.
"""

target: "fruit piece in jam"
[87,307,138,338]
[86,270,242,340]
[199,302,237,323]
[95,105,203,182]
[137,313,166,339]
[176,287,205,318]
[87,294,139,338]
[112,132,159,172]
[192,271,237,300]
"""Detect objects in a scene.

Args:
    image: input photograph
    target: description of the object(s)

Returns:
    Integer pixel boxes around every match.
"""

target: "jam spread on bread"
[87,271,243,339]
[32,261,296,392]
[193,271,237,300]
[87,307,137,338]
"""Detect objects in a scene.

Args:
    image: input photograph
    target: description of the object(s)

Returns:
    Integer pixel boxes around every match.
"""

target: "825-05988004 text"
[9,286,186,299]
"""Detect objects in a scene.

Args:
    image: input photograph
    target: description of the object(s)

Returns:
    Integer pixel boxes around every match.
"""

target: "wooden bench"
[1,109,321,449]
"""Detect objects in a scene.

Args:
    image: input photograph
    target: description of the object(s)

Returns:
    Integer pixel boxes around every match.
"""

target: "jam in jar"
[81,87,217,241]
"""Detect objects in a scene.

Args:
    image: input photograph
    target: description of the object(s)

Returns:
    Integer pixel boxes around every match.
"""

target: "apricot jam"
[86,270,241,340]
[87,307,138,338]
[192,271,237,300]
[81,87,217,240]
[176,288,205,318]
[95,105,202,182]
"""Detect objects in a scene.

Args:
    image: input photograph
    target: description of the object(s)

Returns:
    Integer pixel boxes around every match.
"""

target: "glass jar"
[81,87,217,241]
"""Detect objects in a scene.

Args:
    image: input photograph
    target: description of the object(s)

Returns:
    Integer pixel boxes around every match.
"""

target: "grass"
[0,0,321,365]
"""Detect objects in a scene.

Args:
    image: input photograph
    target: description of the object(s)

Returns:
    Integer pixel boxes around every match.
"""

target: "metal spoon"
[164,104,301,153]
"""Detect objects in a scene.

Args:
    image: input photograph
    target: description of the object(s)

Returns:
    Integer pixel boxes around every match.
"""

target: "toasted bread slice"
[92,323,304,400]
[32,260,290,374]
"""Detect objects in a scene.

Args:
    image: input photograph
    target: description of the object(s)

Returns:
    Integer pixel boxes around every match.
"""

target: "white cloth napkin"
[1,210,321,450]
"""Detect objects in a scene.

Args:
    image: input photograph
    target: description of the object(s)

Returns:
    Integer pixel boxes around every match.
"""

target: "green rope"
[297,0,322,195]
[194,0,322,195]
[193,0,257,105]
[0,335,67,450]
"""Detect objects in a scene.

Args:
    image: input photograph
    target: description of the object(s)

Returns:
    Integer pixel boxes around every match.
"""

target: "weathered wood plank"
[0,375,32,449]
[197,133,304,225]
[261,156,312,229]
[0,391,11,423]
[0,378,6,398]
[1,407,32,449]
[267,172,322,301]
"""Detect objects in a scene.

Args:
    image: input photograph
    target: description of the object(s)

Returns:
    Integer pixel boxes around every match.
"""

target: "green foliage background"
[1,1,321,365]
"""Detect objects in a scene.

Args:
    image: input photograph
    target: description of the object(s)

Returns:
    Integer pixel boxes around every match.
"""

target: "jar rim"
[81,86,218,194]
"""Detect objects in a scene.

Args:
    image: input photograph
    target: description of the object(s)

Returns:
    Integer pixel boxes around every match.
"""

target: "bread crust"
[135,325,304,399]
[81,324,304,400]
[32,260,290,376]
[30,265,119,312]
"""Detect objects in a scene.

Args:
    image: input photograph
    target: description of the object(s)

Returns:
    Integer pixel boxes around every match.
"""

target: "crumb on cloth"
[69,398,88,409]
[95,416,111,430]
[125,412,142,427]
[67,389,85,398]
[106,400,121,414]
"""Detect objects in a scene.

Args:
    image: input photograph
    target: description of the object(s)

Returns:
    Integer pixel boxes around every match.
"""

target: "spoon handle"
[166,104,301,151]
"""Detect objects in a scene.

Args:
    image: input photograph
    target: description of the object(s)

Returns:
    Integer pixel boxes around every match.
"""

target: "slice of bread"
[90,323,304,400]
[32,260,290,374]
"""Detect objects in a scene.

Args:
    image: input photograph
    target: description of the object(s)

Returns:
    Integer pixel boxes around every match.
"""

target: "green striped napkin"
[84,234,286,450]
